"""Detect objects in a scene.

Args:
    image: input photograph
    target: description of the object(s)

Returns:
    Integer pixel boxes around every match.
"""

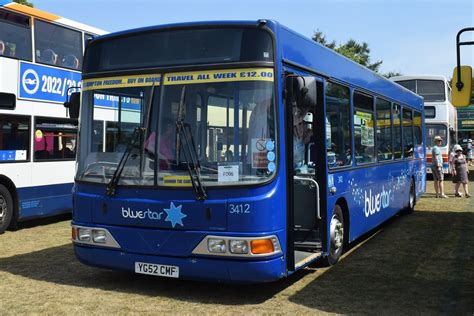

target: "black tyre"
[402,180,416,215]
[0,184,13,234]
[323,204,345,266]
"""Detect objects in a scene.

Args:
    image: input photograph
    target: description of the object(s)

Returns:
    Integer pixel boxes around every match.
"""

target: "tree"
[13,0,33,7]
[383,71,402,79]
[312,30,391,75]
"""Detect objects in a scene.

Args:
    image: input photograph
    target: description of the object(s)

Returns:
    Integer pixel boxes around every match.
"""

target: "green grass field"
[1,169,473,314]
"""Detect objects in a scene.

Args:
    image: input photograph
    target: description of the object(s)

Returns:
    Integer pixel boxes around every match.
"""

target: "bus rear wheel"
[402,180,416,215]
[0,184,13,234]
[323,204,345,266]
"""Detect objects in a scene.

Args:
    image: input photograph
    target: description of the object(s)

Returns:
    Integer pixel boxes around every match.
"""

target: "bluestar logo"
[164,202,187,228]
[364,186,391,217]
[121,202,187,228]
[121,207,164,220]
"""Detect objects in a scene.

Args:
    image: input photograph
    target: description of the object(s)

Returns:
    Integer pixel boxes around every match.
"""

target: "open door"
[285,73,327,271]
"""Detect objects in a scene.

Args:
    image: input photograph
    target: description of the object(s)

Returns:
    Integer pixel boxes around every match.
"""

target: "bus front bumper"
[74,244,286,283]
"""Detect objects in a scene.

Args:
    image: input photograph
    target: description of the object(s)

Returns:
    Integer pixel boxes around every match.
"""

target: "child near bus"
[452,144,470,197]
[432,135,448,198]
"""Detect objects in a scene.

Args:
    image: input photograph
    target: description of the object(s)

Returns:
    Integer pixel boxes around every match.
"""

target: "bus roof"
[90,19,423,110]
[0,1,107,35]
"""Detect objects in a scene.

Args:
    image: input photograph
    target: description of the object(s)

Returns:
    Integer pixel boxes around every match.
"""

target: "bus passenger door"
[284,72,326,272]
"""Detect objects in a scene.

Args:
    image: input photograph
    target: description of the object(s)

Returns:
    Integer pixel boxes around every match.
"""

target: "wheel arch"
[0,175,19,227]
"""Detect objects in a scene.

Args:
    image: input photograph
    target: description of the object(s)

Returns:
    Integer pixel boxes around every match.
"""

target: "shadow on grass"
[14,213,71,230]
[1,209,473,311]
[289,210,474,314]
[0,242,311,305]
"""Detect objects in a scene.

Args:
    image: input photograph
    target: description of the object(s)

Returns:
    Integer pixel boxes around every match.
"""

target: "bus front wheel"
[0,184,13,234]
[323,204,345,266]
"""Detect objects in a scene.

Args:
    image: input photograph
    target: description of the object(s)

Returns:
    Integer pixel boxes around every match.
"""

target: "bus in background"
[391,75,456,174]
[68,20,425,283]
[0,1,106,233]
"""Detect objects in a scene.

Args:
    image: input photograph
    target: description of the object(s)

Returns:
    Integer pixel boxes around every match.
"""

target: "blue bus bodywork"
[72,20,425,283]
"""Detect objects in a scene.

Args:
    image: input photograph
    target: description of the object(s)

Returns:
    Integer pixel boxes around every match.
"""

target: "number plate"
[135,262,179,278]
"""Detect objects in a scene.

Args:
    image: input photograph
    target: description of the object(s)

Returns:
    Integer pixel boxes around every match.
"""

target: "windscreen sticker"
[251,138,270,169]
[163,68,274,85]
[218,164,239,182]
[82,74,161,91]
[162,175,192,187]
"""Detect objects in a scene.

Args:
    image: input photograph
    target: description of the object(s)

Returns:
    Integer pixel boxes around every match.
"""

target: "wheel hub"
[330,215,344,250]
[0,196,6,222]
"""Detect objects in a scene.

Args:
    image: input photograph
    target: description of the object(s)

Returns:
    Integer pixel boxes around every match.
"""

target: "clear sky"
[36,0,473,78]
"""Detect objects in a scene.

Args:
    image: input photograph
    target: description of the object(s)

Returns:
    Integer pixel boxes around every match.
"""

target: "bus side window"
[376,98,393,161]
[34,19,83,70]
[0,9,32,61]
[353,92,375,165]
[393,104,402,159]
[325,81,351,168]
[0,114,30,162]
[402,108,414,158]
[34,117,78,161]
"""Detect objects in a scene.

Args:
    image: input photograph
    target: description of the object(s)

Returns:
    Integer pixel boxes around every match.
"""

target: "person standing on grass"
[468,139,473,167]
[452,144,471,198]
[432,135,448,198]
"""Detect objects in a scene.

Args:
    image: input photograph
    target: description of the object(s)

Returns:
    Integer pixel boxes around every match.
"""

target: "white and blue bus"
[0,1,106,233]
[391,75,457,174]
[69,20,425,283]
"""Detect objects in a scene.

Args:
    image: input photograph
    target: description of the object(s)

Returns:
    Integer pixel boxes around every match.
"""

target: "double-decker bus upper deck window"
[417,80,445,102]
[396,80,416,93]
[84,28,273,72]
[0,9,32,61]
[353,92,375,164]
[35,20,83,70]
[396,79,445,102]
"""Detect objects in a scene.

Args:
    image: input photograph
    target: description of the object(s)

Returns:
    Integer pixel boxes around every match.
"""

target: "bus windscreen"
[84,28,273,72]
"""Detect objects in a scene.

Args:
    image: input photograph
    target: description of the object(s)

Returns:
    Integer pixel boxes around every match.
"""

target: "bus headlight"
[71,225,121,248]
[208,238,226,253]
[229,240,249,254]
[92,229,107,244]
[77,228,91,241]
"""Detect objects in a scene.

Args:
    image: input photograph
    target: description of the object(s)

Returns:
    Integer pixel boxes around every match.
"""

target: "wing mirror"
[64,87,81,119]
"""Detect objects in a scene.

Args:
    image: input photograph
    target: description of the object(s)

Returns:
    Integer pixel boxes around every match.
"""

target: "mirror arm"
[456,27,474,91]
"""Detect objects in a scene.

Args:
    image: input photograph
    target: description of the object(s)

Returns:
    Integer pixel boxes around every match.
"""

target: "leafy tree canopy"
[13,0,33,7]
[312,30,400,78]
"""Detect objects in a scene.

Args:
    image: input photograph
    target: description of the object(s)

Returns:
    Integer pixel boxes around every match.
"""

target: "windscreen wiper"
[106,83,156,197]
[175,87,207,200]
[106,126,144,197]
